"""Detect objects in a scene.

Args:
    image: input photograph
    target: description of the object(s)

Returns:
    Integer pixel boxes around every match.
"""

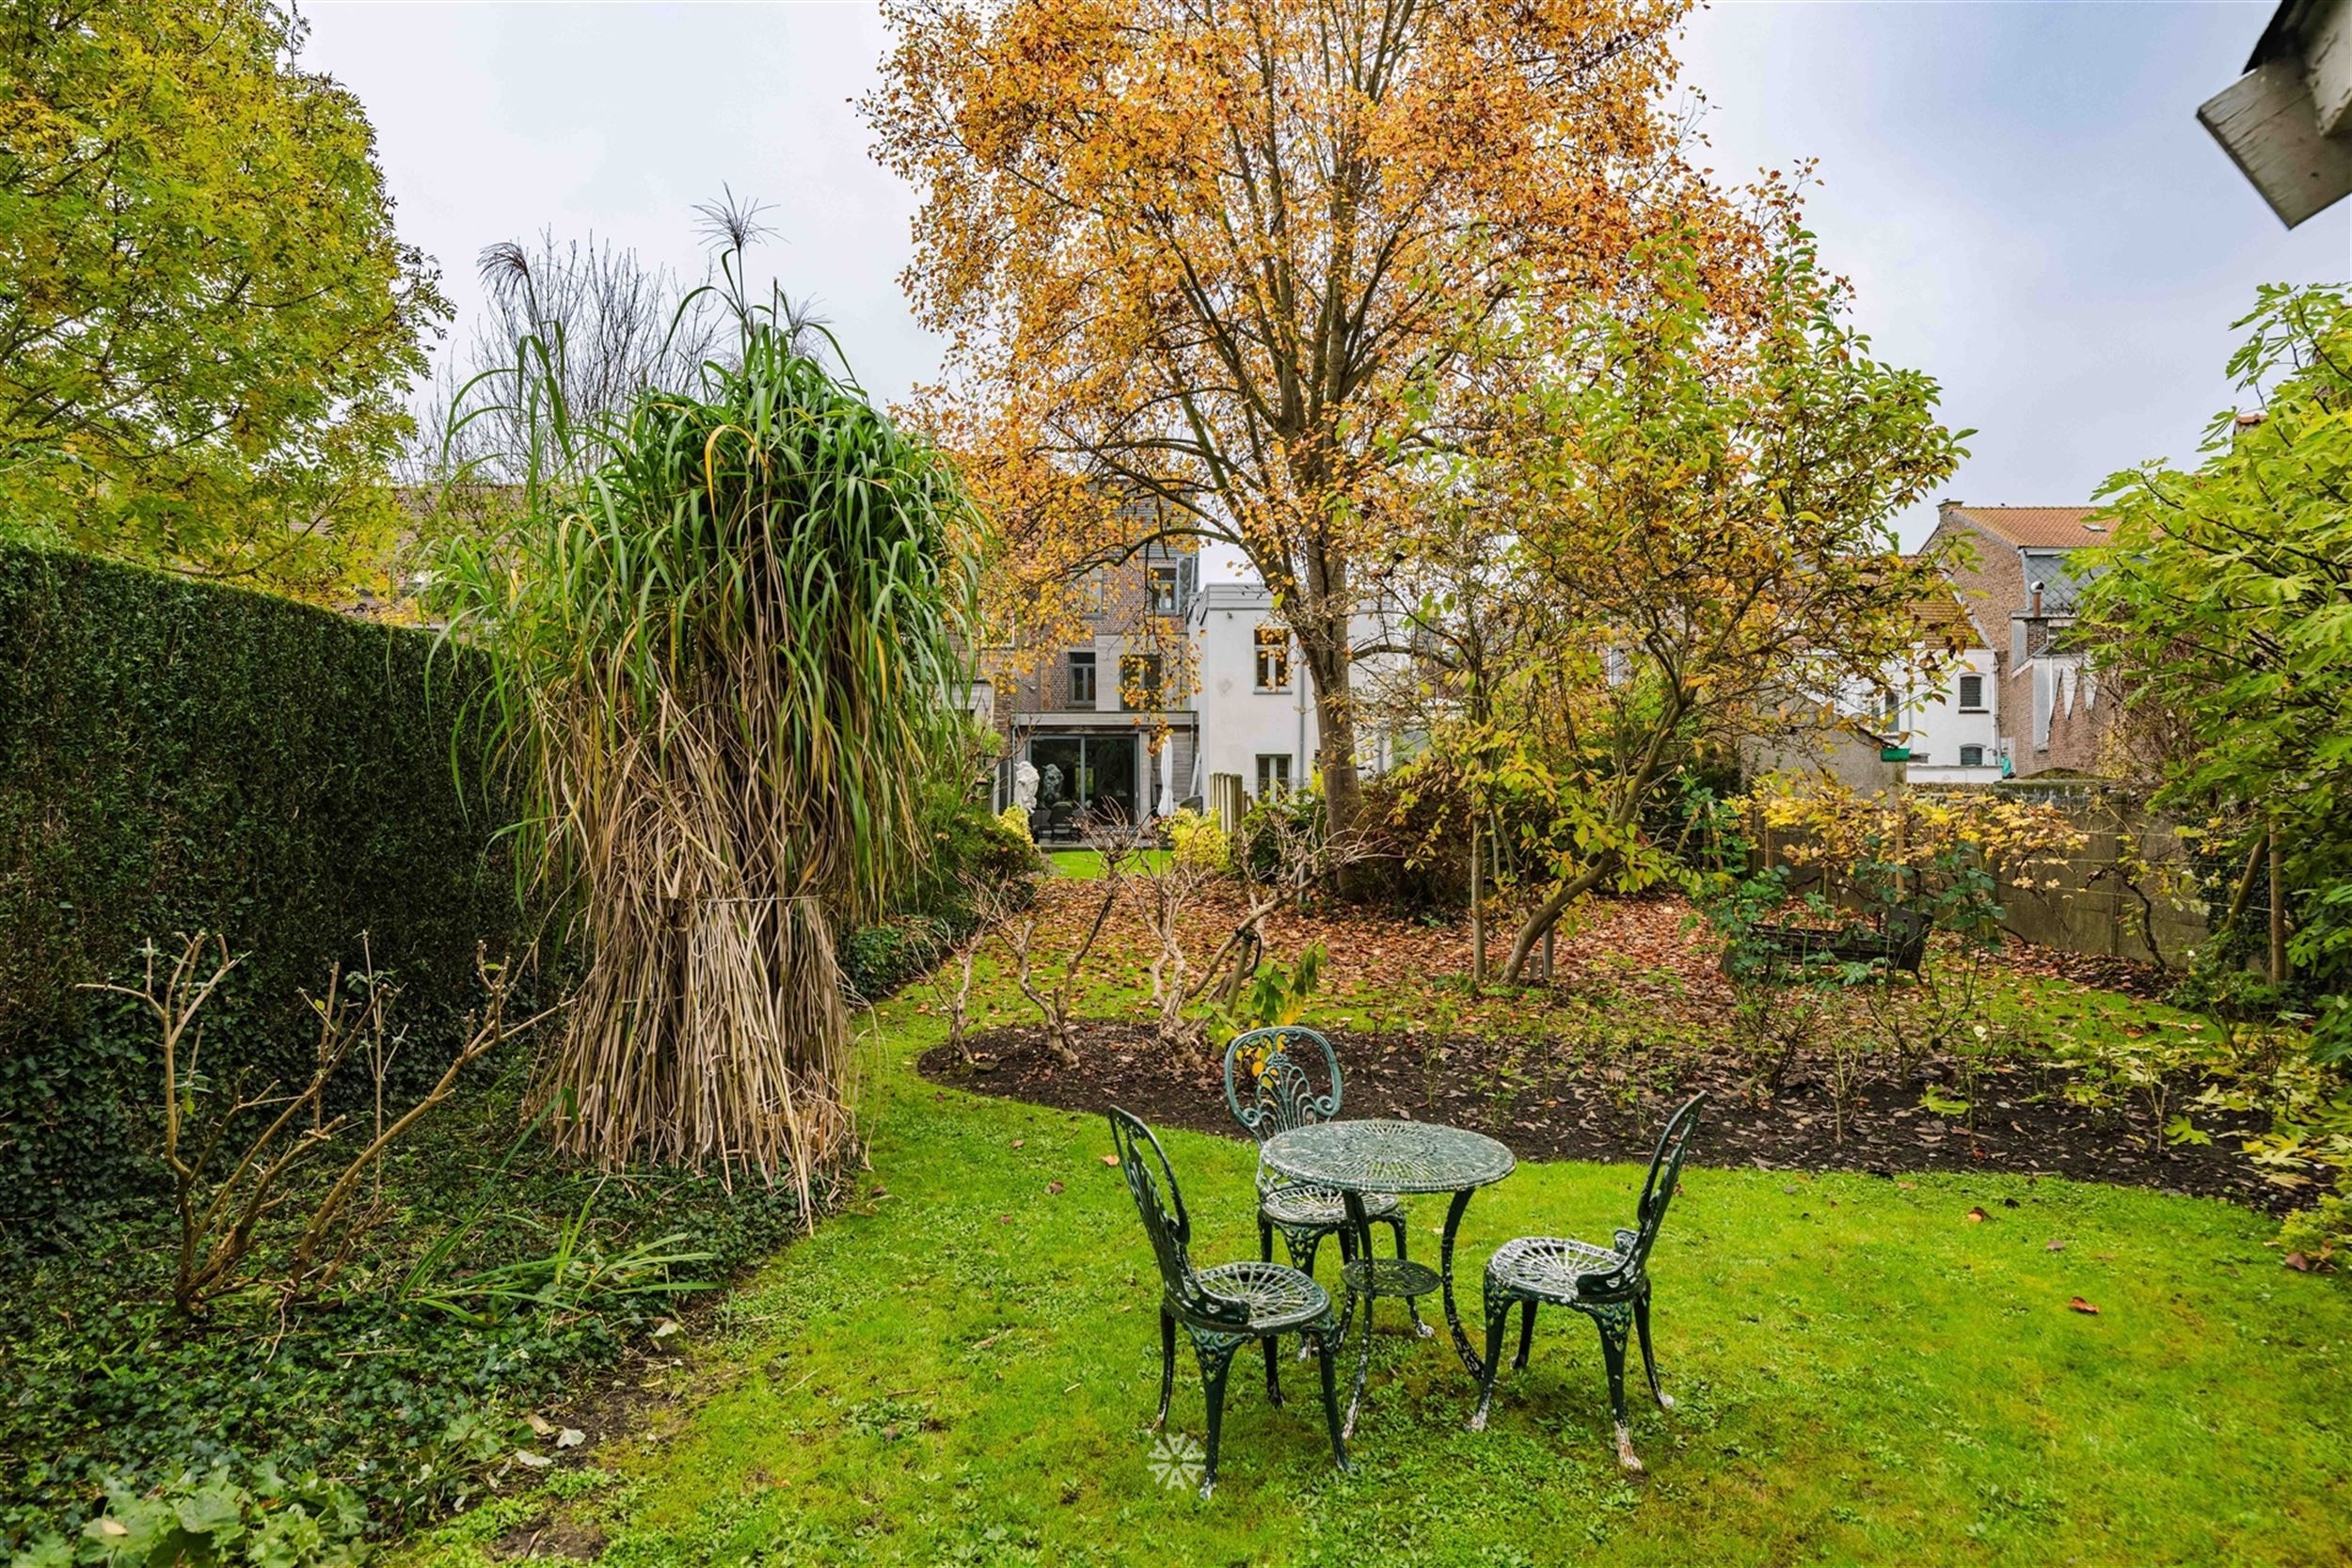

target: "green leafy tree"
[0,0,448,602]
[2085,283,2352,1060]
[1397,232,1965,980]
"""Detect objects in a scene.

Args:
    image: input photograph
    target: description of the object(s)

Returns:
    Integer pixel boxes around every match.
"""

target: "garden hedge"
[0,544,517,1244]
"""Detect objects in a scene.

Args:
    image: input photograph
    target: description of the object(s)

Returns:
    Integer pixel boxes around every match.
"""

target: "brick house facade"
[977,541,1200,838]
[1922,501,2121,777]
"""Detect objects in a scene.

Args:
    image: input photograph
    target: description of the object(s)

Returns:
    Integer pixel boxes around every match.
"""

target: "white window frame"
[1253,626,1291,692]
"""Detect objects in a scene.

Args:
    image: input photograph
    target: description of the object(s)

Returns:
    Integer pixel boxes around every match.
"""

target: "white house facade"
[1890,644,2006,784]
[1187,582,1317,801]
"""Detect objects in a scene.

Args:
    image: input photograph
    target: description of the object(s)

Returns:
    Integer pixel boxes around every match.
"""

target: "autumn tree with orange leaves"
[866,0,1775,856]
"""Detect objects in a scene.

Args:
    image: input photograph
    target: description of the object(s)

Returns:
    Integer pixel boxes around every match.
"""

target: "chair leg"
[1152,1307,1176,1431]
[1592,1308,1641,1473]
[1387,1214,1431,1338]
[1343,1263,1376,1442]
[1198,1340,1237,1499]
[1262,1332,1284,1406]
[1259,1215,1273,1264]
[1634,1288,1673,1413]
[1287,1227,1327,1360]
[1312,1325,1355,1474]
[1330,1227,1358,1345]
[1513,1299,1536,1371]
[1470,1291,1510,1431]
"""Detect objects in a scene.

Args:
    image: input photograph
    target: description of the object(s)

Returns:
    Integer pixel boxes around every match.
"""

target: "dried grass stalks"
[436,207,971,1201]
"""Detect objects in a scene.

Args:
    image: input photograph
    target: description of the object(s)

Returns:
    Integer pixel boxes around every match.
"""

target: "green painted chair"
[1223,1026,1415,1325]
[1107,1106,1354,1497]
[1470,1093,1705,1473]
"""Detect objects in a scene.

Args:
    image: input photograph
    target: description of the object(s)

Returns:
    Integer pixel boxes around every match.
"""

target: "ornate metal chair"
[1223,1026,1417,1328]
[1107,1107,1353,1497]
[1470,1094,1705,1473]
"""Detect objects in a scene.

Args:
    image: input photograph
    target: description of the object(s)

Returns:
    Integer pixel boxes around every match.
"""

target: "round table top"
[1261,1118,1517,1196]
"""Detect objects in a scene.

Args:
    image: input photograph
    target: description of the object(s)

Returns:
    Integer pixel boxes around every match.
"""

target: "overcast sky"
[304,1,2350,561]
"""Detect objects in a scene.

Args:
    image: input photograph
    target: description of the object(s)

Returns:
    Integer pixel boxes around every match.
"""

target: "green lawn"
[1046,847,1170,879]
[405,979,2352,1568]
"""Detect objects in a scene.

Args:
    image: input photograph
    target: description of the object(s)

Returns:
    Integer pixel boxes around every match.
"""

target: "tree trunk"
[1470,815,1486,989]
[2269,821,2287,985]
[1501,863,1610,981]
[1295,590,1365,892]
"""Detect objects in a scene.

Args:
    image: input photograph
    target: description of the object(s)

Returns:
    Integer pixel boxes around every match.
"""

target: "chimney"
[2029,580,2044,617]
[1938,499,1963,521]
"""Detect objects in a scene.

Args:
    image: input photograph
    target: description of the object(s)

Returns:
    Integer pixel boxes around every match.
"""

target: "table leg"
[1438,1185,1483,1379]
[1342,1189,1374,1440]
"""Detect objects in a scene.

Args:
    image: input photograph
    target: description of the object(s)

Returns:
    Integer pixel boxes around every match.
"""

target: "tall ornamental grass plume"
[434,199,975,1205]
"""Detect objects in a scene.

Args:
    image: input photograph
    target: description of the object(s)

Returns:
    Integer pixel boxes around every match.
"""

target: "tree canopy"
[0,0,447,602]
[2084,283,2352,1057]
[1388,234,1965,977]
[867,0,1772,847]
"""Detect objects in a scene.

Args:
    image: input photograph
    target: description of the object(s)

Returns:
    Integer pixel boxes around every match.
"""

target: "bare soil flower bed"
[919,1023,2284,1212]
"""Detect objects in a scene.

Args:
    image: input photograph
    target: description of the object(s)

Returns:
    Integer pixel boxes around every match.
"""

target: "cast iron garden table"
[1260,1118,1517,1436]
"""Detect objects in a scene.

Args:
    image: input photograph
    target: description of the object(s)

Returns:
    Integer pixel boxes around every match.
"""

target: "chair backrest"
[1222,1025,1343,1146]
[1107,1107,1249,1328]
[1578,1093,1705,1296]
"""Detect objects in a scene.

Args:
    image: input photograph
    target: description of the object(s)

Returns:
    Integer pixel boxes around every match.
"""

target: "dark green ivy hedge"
[0,545,518,1246]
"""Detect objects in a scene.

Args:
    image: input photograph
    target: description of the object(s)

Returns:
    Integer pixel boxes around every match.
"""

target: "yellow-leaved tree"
[866,0,1774,855]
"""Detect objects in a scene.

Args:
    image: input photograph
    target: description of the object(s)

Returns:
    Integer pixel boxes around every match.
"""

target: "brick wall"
[1924,510,2118,778]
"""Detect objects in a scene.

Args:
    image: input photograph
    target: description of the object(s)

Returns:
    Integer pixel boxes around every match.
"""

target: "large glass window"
[1255,752,1292,799]
[1253,626,1290,691]
[1068,649,1097,707]
[1028,734,1138,836]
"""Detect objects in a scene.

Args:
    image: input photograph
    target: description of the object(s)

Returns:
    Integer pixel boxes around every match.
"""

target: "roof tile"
[1942,504,2114,549]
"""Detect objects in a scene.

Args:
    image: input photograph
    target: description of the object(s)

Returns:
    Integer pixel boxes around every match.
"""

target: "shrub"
[844,801,1041,1004]
[842,914,954,1004]
[939,803,1042,895]
[994,803,1033,845]
[1164,807,1229,871]
[1235,785,1326,884]
[0,544,517,1246]
[1203,942,1326,1047]
[1745,773,2086,931]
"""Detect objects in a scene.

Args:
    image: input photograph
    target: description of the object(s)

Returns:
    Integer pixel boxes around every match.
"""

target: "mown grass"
[403,951,2352,1568]
[1045,847,1170,879]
